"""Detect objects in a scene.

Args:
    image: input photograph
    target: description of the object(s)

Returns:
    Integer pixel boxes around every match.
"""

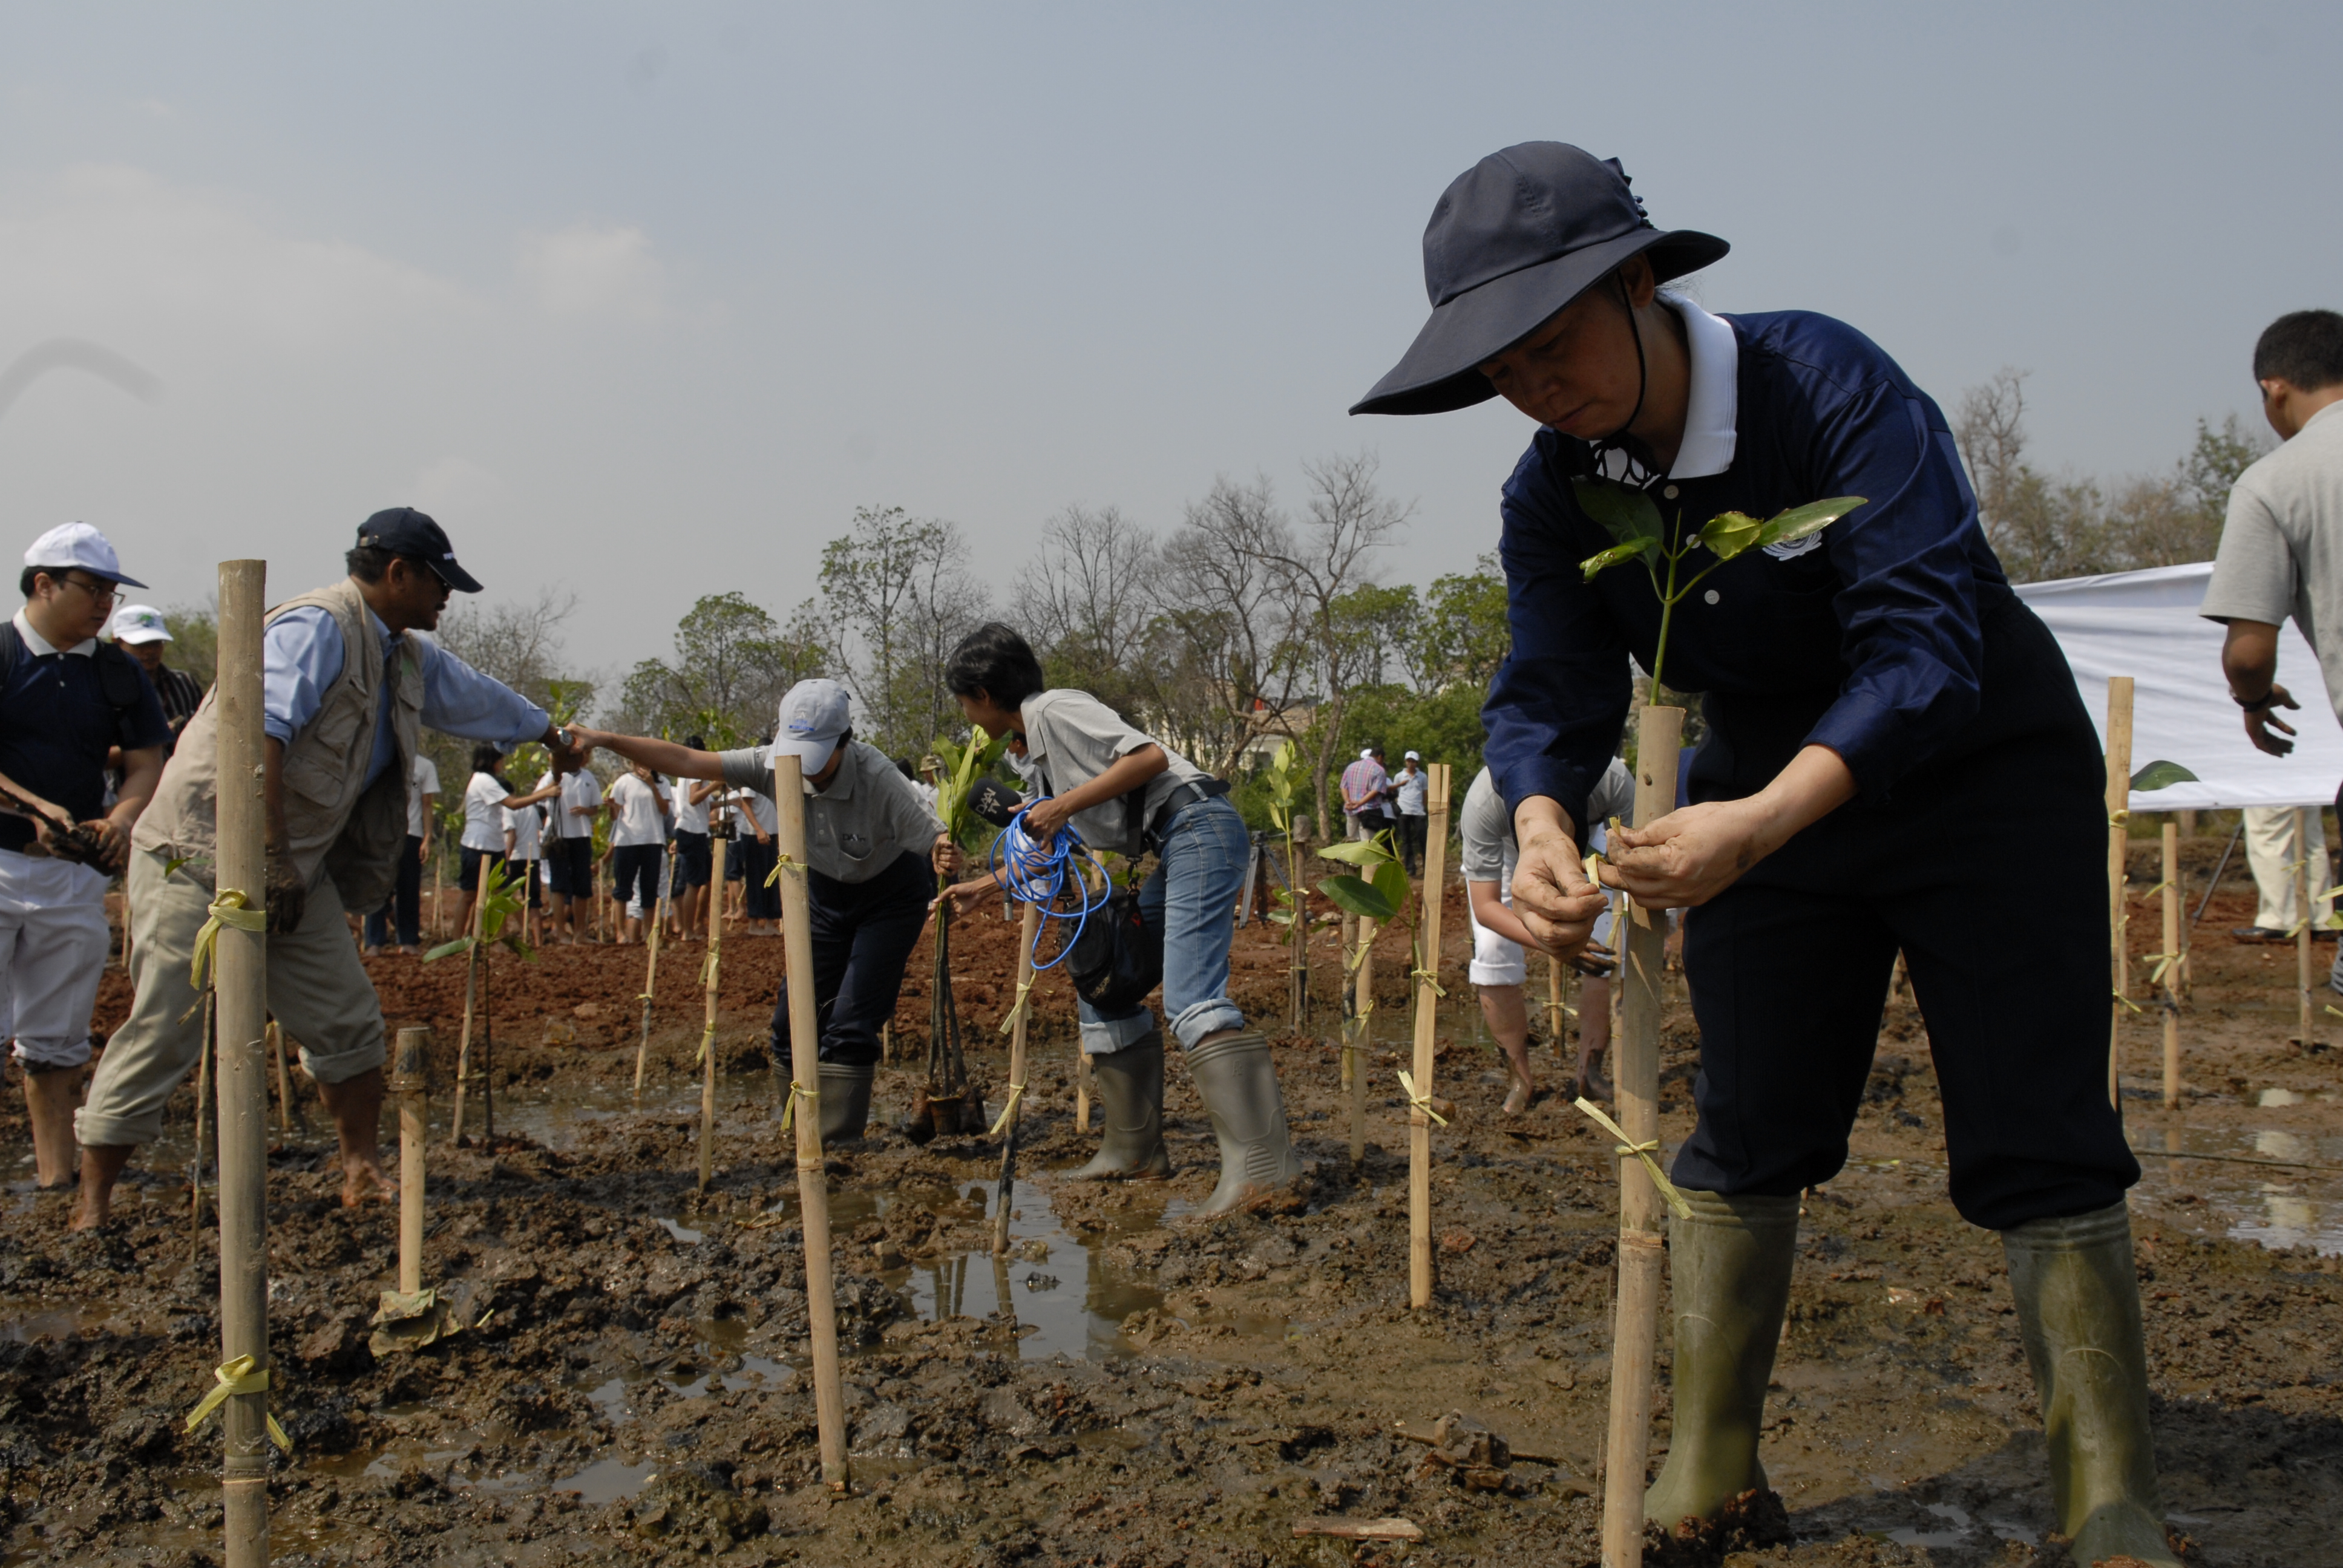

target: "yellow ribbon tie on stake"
[1409,969,1447,999]
[986,1081,1027,1138]
[188,889,266,993]
[2108,809,2130,826]
[1571,1096,1694,1220]
[694,1025,717,1065]
[185,1354,292,1453]
[1397,1069,1447,1126]
[762,851,801,888]
[995,976,1036,1037]
[777,1078,820,1134]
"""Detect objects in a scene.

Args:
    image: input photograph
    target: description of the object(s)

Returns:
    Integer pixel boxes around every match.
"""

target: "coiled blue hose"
[989,803,1112,970]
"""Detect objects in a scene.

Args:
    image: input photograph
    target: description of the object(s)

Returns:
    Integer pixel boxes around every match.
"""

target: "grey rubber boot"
[2002,1201,2180,1568]
[1067,1032,1170,1180]
[1643,1190,1801,1529]
[1185,1030,1303,1216]
[816,1061,874,1145]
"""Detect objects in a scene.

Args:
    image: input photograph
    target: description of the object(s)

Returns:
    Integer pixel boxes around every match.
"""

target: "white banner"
[2014,561,2341,812]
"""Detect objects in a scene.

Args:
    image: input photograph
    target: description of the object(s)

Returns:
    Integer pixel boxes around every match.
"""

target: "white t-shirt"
[405,754,442,838]
[608,773,669,847]
[673,774,710,834]
[732,786,778,837]
[503,799,543,860]
[555,769,603,839]
[460,772,509,852]
[2202,401,2343,725]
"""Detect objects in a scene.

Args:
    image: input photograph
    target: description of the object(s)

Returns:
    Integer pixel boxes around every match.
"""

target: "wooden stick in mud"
[392,1027,430,1295]
[1075,1044,1092,1134]
[1349,915,1375,1166]
[634,883,668,1099]
[267,1020,308,1138]
[431,849,444,941]
[698,834,727,1192]
[2297,805,2315,1050]
[448,879,488,1145]
[993,900,1043,1256]
[2162,818,2183,1111]
[1407,763,1452,1311]
[2104,676,2133,1106]
[213,558,270,1568]
[773,751,850,1492]
[1546,953,1565,1056]
[190,991,212,1264]
[1600,699,1682,1568]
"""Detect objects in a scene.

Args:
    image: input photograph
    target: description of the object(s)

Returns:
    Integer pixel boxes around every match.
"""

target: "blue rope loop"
[989,803,1112,970]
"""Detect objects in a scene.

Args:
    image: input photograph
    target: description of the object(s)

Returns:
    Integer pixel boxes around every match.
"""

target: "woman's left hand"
[1604,800,1767,910]
[1023,795,1073,842]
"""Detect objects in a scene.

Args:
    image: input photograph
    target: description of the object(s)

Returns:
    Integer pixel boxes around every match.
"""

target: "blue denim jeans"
[1079,794,1250,1055]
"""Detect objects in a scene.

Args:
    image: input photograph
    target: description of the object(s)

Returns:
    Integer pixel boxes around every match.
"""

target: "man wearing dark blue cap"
[1356,145,2174,1563]
[76,508,589,1228]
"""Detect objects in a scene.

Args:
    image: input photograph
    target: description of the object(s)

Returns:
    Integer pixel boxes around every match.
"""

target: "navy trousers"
[768,847,933,1071]
[1671,593,2138,1232]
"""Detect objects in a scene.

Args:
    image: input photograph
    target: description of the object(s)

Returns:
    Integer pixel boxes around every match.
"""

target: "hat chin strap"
[1587,275,1661,489]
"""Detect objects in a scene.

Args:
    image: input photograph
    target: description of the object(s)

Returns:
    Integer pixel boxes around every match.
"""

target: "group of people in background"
[1337,742,1430,872]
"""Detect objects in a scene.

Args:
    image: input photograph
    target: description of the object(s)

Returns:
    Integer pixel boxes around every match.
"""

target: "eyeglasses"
[53,574,119,608]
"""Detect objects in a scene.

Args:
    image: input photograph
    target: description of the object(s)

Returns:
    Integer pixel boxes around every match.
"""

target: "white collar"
[13,609,96,658]
[1667,293,1738,479]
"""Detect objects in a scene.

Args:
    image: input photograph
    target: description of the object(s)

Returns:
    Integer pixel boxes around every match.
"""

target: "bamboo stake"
[699,835,727,1192]
[1407,764,1452,1311]
[1075,1045,1092,1134]
[2161,820,2182,1111]
[1349,915,1374,1166]
[2297,805,2315,1049]
[482,936,496,1146]
[993,901,1043,1256]
[774,753,849,1491]
[2104,676,2134,1108]
[392,1027,430,1295]
[634,886,667,1099]
[431,850,443,941]
[1600,701,1682,1568]
[448,879,488,1145]
[1547,953,1565,1054]
[213,558,269,1568]
[190,992,212,1264]
[267,1021,296,1139]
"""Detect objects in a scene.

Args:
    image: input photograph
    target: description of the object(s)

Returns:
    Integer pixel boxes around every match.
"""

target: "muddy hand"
[1509,829,1608,956]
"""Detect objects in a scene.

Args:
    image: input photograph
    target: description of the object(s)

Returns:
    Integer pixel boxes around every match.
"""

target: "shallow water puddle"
[2136,1116,2343,1254]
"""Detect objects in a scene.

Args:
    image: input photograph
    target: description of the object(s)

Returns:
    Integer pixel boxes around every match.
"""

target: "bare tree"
[819,505,989,756]
[1027,503,1165,724]
[1250,451,1412,838]
[1157,475,1306,776]
[1954,368,2118,581]
[430,585,581,712]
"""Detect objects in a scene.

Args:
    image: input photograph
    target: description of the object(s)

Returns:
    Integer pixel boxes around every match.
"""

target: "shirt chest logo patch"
[1761,533,1823,561]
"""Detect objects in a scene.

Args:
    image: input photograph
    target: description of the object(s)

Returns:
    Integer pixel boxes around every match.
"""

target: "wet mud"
[5,844,2340,1565]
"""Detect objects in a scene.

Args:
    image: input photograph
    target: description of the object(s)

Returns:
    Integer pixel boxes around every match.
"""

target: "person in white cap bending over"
[74,508,588,1227]
[566,679,954,1143]
[0,524,172,1189]
[106,603,205,745]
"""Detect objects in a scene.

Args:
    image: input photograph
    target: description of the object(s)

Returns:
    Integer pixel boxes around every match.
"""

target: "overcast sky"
[1,3,2332,686]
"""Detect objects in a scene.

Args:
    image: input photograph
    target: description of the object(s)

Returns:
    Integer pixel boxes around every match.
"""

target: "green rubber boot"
[1067,1032,1171,1181]
[1185,1030,1303,1216]
[816,1061,873,1145]
[2002,1201,2180,1568]
[1644,1190,1800,1529]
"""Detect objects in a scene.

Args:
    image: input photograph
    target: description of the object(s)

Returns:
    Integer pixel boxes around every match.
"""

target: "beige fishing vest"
[135,577,422,913]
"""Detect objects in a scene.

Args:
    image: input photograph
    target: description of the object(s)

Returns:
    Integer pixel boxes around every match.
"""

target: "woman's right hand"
[1508,818,1610,957]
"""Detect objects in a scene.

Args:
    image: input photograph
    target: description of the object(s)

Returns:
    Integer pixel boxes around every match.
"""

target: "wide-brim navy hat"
[1351,143,1727,417]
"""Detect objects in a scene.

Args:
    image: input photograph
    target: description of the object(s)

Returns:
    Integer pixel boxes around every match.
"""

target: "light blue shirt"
[262,604,549,790]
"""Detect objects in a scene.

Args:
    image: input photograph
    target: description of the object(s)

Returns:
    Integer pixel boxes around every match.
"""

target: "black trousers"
[611,843,664,911]
[1670,593,2138,1232]
[1396,812,1427,874]
[736,835,781,921]
[364,834,427,947]
[768,848,932,1071]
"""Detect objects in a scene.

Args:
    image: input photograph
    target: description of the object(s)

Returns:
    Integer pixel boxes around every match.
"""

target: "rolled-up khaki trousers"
[77,848,385,1149]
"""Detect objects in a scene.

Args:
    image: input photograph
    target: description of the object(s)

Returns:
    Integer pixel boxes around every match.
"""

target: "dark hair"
[684,734,706,751]
[471,744,504,776]
[347,544,401,584]
[945,622,1046,710]
[894,756,916,780]
[18,567,39,599]
[2254,310,2343,391]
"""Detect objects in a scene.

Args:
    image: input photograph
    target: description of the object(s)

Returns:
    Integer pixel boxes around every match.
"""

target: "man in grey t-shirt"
[2201,310,2343,988]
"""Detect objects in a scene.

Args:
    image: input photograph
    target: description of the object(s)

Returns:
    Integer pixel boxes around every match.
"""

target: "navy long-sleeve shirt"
[1486,308,2007,839]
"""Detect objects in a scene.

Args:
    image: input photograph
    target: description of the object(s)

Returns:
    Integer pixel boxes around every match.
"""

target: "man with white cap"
[569,679,954,1142]
[1,524,172,1187]
[106,603,205,742]
[75,508,588,1227]
[1392,750,1430,874]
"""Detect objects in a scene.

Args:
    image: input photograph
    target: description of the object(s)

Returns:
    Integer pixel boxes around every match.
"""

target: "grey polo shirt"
[1018,688,1210,857]
[2202,401,2343,724]
[1459,758,1634,884]
[718,738,943,884]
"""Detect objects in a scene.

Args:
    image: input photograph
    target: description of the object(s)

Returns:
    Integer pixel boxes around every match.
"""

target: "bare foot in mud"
[1501,1077,1534,1116]
[341,1157,397,1209]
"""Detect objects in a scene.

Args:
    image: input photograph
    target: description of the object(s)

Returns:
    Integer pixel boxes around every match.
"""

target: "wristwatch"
[2233,690,2276,715]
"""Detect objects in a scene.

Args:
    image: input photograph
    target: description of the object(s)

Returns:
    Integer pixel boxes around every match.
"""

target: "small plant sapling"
[1313,825,1413,1157]
[1261,740,1310,1029]
[426,858,535,1145]
[903,727,1009,1142]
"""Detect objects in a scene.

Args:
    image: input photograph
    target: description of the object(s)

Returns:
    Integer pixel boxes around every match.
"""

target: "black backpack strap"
[96,642,145,715]
[0,621,18,687]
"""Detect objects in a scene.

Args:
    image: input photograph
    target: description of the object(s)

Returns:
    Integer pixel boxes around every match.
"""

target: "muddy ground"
[2,837,2339,1566]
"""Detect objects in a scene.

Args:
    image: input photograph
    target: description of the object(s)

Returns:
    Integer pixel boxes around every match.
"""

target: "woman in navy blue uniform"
[1354,144,2174,1564]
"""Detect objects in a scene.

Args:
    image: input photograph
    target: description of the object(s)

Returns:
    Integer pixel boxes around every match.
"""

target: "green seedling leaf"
[1751,495,1866,552]
[1697,511,1765,561]
[1580,540,1653,582]
[1317,874,1401,923]
[162,854,198,879]
[1370,857,1411,912]
[422,938,472,963]
[1317,839,1394,867]
[1267,909,1294,927]
[1570,477,1665,543]
[2128,759,2200,792]
[1272,888,1293,907]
